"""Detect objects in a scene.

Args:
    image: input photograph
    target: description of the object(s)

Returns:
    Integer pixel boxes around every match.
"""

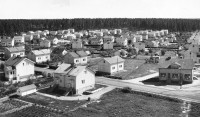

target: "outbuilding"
[17,84,37,96]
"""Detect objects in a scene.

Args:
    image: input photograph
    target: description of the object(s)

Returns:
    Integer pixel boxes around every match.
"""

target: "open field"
[68,88,184,117]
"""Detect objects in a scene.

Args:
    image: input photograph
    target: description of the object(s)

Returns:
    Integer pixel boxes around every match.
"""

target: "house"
[68,29,75,33]
[49,31,58,35]
[74,32,83,38]
[0,38,14,47]
[4,56,35,83]
[32,33,40,39]
[40,39,51,48]
[134,35,143,42]
[89,38,103,45]
[72,40,83,49]
[17,84,37,96]
[103,36,115,43]
[64,51,88,65]
[47,37,59,45]
[24,35,33,42]
[145,40,159,47]
[133,42,145,50]
[103,42,113,50]
[115,29,122,34]
[64,34,76,40]
[98,56,125,74]
[159,59,194,84]
[4,47,25,59]
[116,37,128,46]
[27,49,51,63]
[27,31,34,35]
[54,63,95,95]
[13,36,25,43]
[148,32,156,38]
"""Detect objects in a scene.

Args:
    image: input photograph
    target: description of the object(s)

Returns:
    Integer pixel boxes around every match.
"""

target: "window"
[172,74,178,79]
[104,60,105,63]
[119,65,122,68]
[184,74,191,80]
[13,77,17,80]
[10,71,12,74]
[46,56,48,59]
[160,73,166,77]
[112,66,115,70]
[83,58,86,61]
[82,80,85,84]
[76,60,79,62]
[23,63,24,66]
[60,79,62,83]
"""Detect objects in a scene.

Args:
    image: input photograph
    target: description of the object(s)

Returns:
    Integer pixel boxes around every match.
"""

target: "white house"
[17,84,37,96]
[134,35,143,42]
[4,56,35,83]
[13,36,25,43]
[68,29,75,33]
[103,42,113,50]
[98,56,125,74]
[72,40,83,49]
[54,64,95,95]
[27,49,51,63]
[64,51,88,65]
[148,32,156,38]
[49,31,58,35]
[32,33,40,39]
[0,38,14,47]
[24,35,33,42]
[40,39,51,48]
[116,37,128,46]
[4,47,25,59]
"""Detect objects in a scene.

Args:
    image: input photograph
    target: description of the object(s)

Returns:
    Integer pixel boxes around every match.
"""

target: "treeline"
[0,18,200,36]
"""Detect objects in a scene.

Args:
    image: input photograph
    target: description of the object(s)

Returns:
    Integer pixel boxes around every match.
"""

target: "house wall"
[98,60,124,74]
[16,60,34,82]
[5,50,25,59]
[27,52,36,62]
[159,68,193,83]
[72,42,82,49]
[75,69,95,94]
[35,55,50,63]
[133,42,145,50]
[103,43,113,49]
[80,57,87,64]
[4,69,16,81]
[17,89,37,96]
[110,63,124,74]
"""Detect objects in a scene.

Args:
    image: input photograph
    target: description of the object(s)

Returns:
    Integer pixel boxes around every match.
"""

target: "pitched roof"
[5,56,34,67]
[18,84,36,92]
[6,47,25,53]
[76,51,87,57]
[55,64,94,77]
[104,56,125,64]
[32,49,50,56]
[161,59,194,69]
[68,52,79,58]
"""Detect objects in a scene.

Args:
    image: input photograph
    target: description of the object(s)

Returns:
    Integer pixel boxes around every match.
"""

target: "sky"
[0,0,200,19]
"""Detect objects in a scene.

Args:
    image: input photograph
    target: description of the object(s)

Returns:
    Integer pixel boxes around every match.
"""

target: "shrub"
[121,87,132,93]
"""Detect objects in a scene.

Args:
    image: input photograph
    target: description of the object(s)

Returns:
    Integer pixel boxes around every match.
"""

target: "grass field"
[68,88,183,117]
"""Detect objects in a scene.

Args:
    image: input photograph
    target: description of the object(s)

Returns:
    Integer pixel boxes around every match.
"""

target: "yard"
[67,88,184,117]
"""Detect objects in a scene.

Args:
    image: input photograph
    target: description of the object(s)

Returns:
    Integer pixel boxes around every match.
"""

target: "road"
[96,76,200,103]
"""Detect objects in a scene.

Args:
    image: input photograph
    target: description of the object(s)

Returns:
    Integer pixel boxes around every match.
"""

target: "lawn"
[19,93,88,113]
[67,88,183,117]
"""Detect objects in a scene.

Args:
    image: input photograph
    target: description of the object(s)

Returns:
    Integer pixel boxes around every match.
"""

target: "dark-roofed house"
[4,56,35,84]
[27,49,51,63]
[64,51,88,65]
[17,84,37,96]
[4,47,25,59]
[98,56,125,74]
[159,59,194,84]
[54,63,95,95]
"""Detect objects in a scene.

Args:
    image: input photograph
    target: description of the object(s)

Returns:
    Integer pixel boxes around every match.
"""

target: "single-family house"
[148,32,156,38]
[103,42,113,50]
[134,35,143,42]
[4,47,25,59]
[27,49,51,63]
[89,38,103,45]
[54,63,95,95]
[98,56,125,74]
[24,35,33,42]
[49,31,58,35]
[115,29,122,34]
[116,37,128,46]
[13,36,25,43]
[72,40,83,49]
[40,39,51,48]
[4,56,35,83]
[64,51,88,65]
[0,38,14,47]
[159,59,194,84]
[17,84,37,96]
[68,29,75,33]
[27,31,34,35]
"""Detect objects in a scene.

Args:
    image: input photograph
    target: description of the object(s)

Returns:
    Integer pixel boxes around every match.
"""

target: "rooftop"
[104,56,125,64]
[18,84,36,92]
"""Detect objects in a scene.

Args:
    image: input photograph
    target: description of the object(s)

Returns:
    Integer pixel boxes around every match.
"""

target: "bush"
[121,87,132,93]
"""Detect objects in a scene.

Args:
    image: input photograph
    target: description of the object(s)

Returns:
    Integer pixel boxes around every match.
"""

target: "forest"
[0,18,200,36]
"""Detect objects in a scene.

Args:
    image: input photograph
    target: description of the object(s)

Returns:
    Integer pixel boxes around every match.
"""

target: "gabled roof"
[55,64,95,77]
[5,56,34,67]
[68,52,79,58]
[161,59,194,69]
[76,51,87,57]
[6,47,25,53]
[31,49,50,56]
[103,56,125,64]
[18,84,36,92]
